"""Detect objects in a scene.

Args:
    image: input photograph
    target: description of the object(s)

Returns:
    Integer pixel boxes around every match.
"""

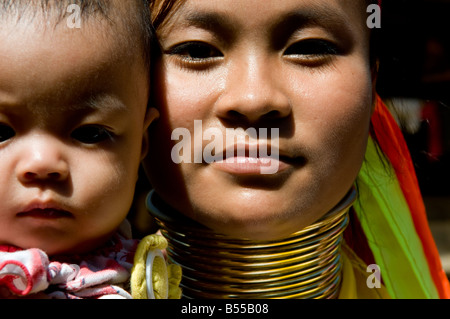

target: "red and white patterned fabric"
[0,234,138,299]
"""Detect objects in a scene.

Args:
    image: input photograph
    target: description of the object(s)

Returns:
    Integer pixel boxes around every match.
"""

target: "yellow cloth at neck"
[130,234,182,299]
[339,243,390,299]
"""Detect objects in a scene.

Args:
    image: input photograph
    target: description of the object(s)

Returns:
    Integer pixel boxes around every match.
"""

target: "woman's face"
[146,0,374,240]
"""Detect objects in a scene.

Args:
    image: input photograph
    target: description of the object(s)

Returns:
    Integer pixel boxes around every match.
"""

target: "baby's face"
[0,12,152,255]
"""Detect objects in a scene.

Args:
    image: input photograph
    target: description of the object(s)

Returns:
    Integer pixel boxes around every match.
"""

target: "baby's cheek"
[77,156,132,207]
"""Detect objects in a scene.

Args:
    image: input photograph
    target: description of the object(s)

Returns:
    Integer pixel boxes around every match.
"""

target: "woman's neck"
[147,188,356,299]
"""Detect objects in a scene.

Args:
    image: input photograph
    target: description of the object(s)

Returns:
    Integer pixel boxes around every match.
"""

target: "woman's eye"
[284,39,339,58]
[0,124,15,143]
[167,41,223,61]
[71,125,113,144]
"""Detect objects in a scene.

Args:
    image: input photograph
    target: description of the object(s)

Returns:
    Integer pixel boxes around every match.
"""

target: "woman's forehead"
[159,0,369,30]
[156,0,370,46]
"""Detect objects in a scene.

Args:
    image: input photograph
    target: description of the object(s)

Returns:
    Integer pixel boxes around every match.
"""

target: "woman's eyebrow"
[280,9,347,30]
[179,10,238,43]
[172,5,353,46]
[271,7,354,49]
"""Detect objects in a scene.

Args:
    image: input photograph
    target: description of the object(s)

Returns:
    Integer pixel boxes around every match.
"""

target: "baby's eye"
[167,41,223,61]
[71,125,113,144]
[0,124,15,143]
[284,39,339,60]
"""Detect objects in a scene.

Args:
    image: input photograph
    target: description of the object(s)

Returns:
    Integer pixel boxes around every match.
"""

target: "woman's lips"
[211,156,289,175]
[206,143,300,175]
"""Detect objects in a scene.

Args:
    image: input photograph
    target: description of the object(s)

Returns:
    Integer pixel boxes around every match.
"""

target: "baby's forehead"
[1,0,142,37]
[0,4,150,117]
[1,0,109,22]
[1,0,148,61]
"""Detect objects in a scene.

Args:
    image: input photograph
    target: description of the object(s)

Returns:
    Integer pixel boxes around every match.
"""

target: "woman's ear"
[140,107,160,161]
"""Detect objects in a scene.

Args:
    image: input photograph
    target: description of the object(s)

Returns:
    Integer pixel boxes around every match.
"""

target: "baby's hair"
[0,0,155,68]
[0,0,109,18]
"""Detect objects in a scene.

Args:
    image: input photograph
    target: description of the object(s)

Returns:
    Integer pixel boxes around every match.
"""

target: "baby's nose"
[16,137,69,183]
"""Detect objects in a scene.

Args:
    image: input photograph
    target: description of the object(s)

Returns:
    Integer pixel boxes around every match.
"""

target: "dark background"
[377,0,450,197]
[377,0,450,275]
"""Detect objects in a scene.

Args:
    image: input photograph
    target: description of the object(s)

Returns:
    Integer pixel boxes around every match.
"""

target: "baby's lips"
[17,208,73,219]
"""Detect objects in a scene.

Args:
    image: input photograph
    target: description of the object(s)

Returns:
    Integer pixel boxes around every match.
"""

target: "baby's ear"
[141,107,160,161]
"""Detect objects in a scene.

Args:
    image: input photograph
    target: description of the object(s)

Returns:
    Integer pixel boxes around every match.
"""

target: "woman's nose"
[214,55,292,124]
[16,136,69,183]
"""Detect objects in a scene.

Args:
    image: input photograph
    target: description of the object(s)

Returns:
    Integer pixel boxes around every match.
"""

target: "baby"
[0,0,179,298]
